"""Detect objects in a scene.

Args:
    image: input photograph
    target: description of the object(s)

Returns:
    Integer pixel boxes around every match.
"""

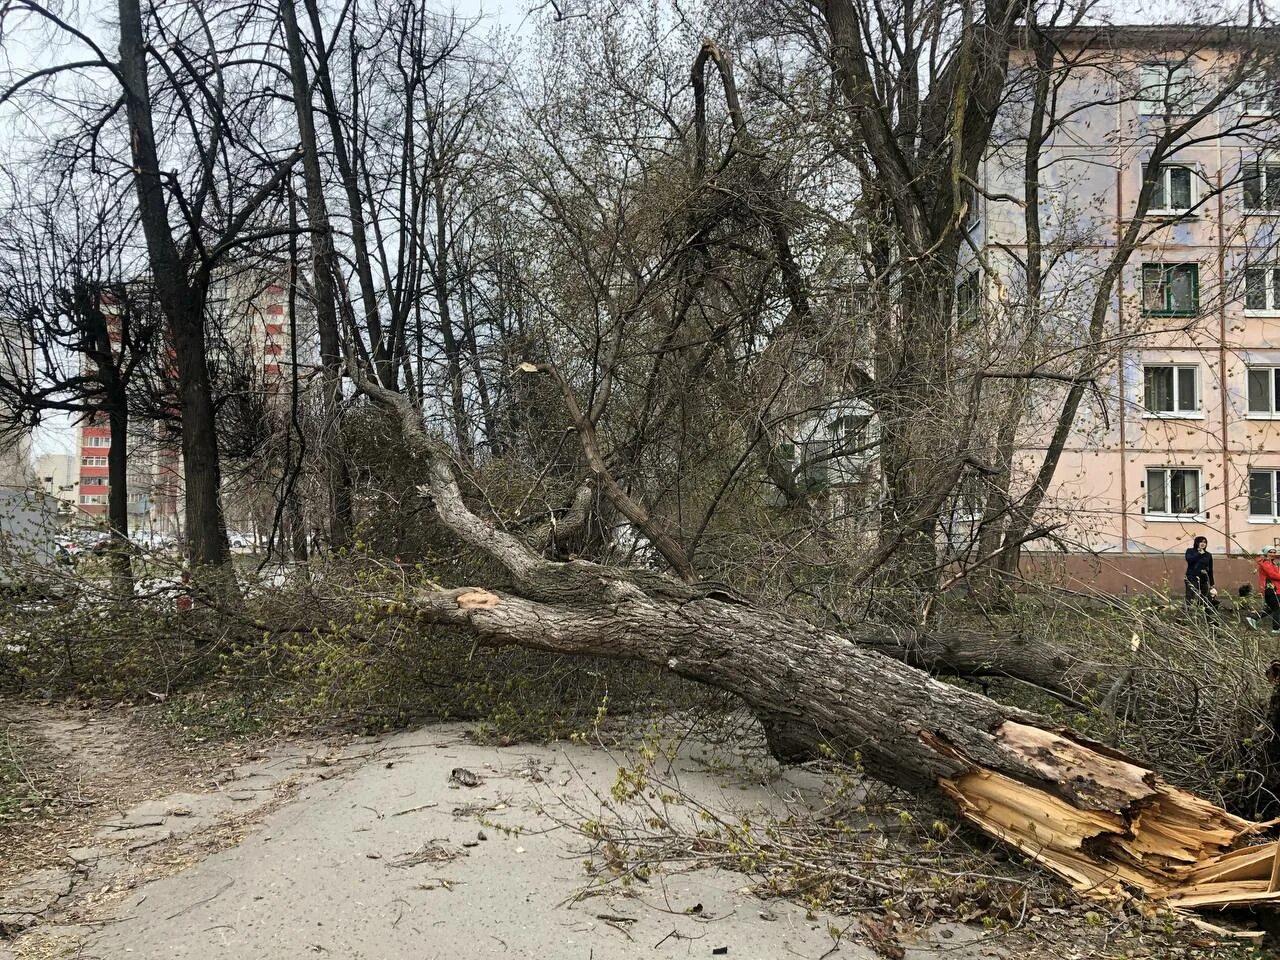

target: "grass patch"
[0,732,41,824]
[155,688,274,742]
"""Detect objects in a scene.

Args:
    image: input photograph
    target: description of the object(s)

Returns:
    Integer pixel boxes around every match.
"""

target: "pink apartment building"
[967,26,1280,591]
[75,277,291,535]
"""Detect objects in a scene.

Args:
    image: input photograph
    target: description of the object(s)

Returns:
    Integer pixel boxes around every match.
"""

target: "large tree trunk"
[279,0,352,550]
[171,317,232,574]
[358,370,1280,914]
[415,582,1279,909]
[117,0,232,581]
[105,404,133,595]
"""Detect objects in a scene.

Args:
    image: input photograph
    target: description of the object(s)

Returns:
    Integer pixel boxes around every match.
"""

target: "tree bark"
[105,404,133,593]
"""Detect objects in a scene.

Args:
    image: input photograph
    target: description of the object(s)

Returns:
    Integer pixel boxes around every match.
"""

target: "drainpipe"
[1116,168,1130,553]
[1217,165,1232,554]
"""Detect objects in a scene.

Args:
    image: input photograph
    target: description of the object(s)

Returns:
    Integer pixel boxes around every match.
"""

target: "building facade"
[960,27,1280,589]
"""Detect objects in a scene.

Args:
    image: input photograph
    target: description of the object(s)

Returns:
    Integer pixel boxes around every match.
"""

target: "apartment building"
[34,453,77,514]
[75,274,294,535]
[965,25,1280,589]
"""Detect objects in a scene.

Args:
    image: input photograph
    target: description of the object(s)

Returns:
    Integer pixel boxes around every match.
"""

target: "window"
[1141,263,1199,316]
[1243,162,1280,212]
[1146,164,1195,213]
[78,494,105,505]
[1142,364,1199,415]
[791,405,874,492]
[1139,63,1195,115]
[1250,469,1280,519]
[1248,367,1280,416]
[956,271,982,326]
[1242,73,1279,116]
[84,436,110,448]
[1246,266,1280,312]
[81,456,108,467]
[1146,467,1202,517]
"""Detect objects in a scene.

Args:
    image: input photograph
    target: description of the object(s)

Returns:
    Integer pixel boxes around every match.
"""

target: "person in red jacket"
[1255,548,1280,633]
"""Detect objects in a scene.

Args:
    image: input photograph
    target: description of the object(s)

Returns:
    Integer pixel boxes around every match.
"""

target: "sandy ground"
[0,709,1017,960]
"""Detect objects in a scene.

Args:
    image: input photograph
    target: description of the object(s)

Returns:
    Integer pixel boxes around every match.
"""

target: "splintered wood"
[937,721,1280,913]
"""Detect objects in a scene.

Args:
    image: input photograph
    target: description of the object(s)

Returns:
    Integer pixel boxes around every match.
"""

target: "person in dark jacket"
[1184,536,1217,617]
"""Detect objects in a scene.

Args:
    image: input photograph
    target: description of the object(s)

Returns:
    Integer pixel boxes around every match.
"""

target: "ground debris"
[449,767,481,787]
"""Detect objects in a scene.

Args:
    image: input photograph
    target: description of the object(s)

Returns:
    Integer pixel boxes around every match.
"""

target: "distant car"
[130,531,177,551]
[228,532,255,551]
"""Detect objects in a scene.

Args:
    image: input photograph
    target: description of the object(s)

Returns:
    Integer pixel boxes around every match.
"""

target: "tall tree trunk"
[874,256,961,596]
[117,0,231,582]
[431,181,472,464]
[105,403,133,595]
[301,0,397,390]
[279,0,352,548]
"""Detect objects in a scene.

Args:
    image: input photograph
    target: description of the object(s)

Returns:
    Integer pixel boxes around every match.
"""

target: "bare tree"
[0,183,161,591]
[1,0,302,588]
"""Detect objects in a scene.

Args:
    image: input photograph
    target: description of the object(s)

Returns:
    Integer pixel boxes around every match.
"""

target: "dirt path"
[1,700,343,951]
[0,703,1248,960]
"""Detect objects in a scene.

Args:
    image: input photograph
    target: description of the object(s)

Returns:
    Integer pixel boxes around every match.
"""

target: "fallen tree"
[355,373,1280,916]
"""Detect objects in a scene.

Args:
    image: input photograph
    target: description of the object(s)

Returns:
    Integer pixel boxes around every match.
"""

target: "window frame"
[1138,62,1195,116]
[1245,264,1280,313]
[1141,363,1201,418]
[1243,160,1280,214]
[1146,163,1198,215]
[1145,466,1205,520]
[1247,365,1280,418]
[1248,468,1280,521]
[1141,262,1200,317]
[1242,73,1279,117]
[956,269,982,327]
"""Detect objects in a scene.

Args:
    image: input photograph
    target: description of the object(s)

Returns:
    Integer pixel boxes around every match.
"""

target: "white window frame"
[1141,262,1200,316]
[1247,365,1280,418]
[1242,73,1279,117]
[78,494,105,506]
[1245,264,1280,313]
[1141,363,1201,418]
[1243,159,1280,214]
[1138,62,1195,116]
[1146,163,1198,215]
[84,436,111,448]
[1145,466,1204,520]
[1248,468,1280,522]
[81,456,108,467]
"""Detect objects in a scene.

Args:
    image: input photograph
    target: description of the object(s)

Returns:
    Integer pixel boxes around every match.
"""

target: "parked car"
[228,531,256,551]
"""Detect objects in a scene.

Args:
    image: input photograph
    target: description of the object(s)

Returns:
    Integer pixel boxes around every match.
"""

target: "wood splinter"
[937,721,1280,913]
